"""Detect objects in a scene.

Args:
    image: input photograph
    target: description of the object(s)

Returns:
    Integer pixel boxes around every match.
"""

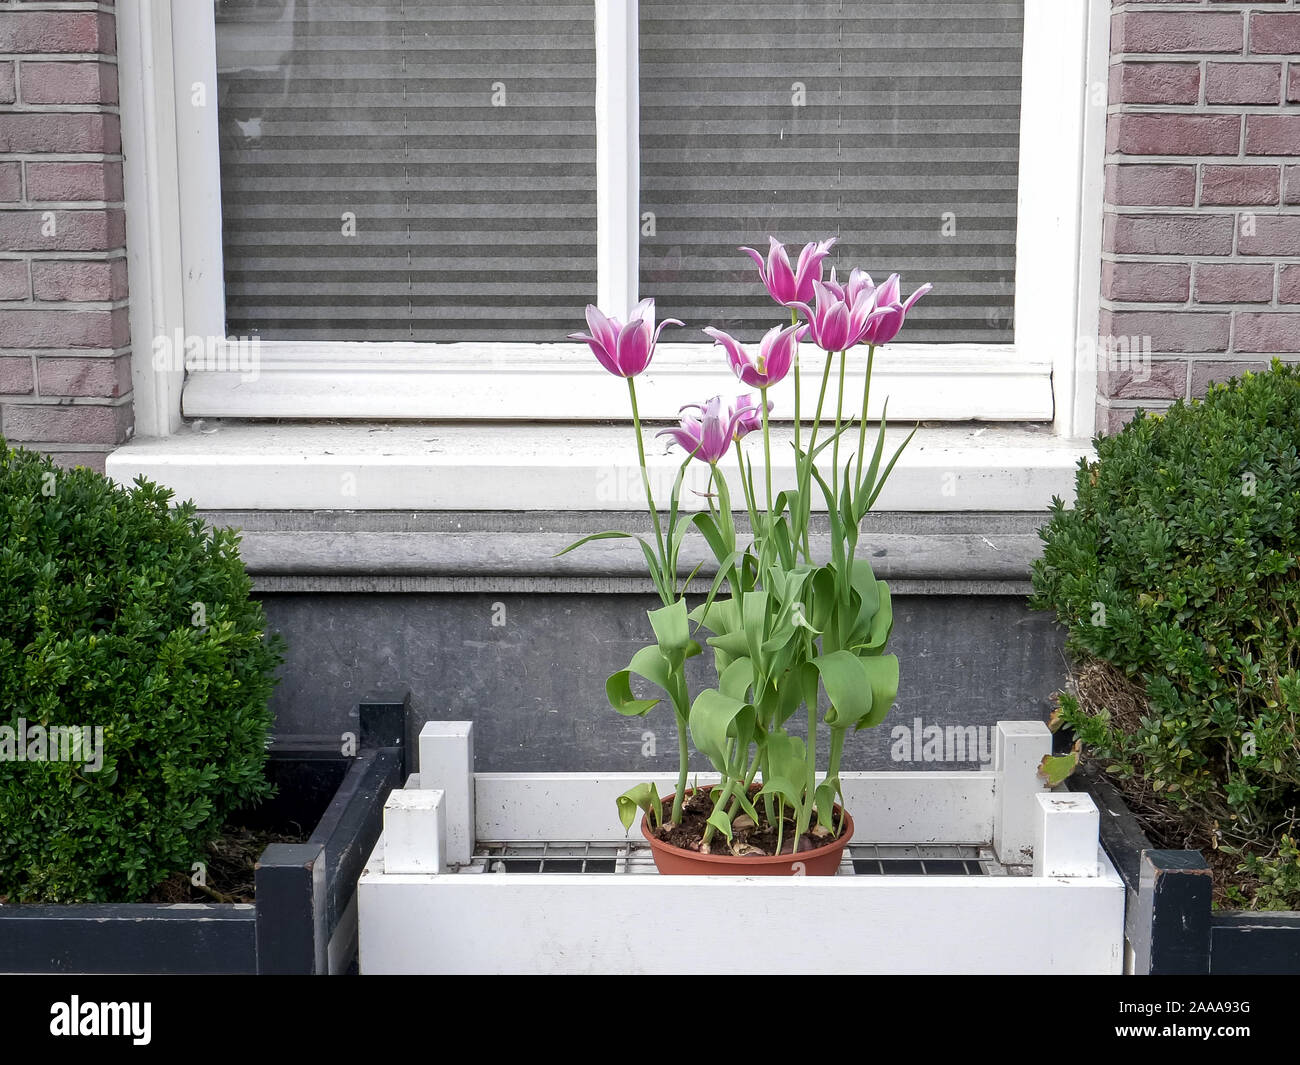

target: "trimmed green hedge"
[1031,360,1300,909]
[0,443,283,902]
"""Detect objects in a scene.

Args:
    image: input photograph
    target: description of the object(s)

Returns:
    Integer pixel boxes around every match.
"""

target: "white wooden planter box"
[358,721,1124,974]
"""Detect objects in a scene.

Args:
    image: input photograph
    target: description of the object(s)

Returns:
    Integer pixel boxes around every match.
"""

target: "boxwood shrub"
[1031,360,1300,908]
[0,443,284,902]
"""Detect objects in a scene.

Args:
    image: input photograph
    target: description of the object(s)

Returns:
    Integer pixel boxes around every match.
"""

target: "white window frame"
[119,0,1107,441]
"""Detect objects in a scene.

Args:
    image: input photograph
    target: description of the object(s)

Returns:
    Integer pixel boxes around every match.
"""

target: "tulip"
[821,266,876,307]
[793,279,888,354]
[657,395,743,465]
[702,324,800,390]
[861,274,933,346]
[731,394,771,441]
[740,236,837,308]
[568,299,682,378]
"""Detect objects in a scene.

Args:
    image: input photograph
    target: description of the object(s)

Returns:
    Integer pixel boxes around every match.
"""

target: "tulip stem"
[803,351,835,560]
[790,308,804,561]
[760,386,773,516]
[791,307,801,463]
[855,343,876,492]
[832,349,847,503]
[626,377,666,589]
[672,723,688,823]
[736,445,759,550]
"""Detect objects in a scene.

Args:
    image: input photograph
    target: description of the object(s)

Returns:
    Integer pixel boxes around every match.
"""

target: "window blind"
[214,0,597,343]
[639,0,1023,343]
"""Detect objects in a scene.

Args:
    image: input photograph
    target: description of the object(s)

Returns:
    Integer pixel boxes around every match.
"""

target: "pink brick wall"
[0,1,130,473]
[1102,1,1300,434]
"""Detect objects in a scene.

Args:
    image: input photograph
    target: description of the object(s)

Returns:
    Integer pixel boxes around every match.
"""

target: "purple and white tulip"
[569,299,682,378]
[702,323,800,390]
[740,236,837,308]
[657,395,746,465]
[793,278,887,353]
[731,394,771,441]
[860,274,932,347]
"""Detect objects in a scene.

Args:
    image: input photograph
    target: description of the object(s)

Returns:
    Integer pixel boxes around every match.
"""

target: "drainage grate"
[847,843,990,876]
[470,841,1006,876]
[473,842,624,874]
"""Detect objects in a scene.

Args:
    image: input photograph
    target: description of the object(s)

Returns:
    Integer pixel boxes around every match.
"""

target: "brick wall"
[0,1,130,473]
[1101,0,1300,433]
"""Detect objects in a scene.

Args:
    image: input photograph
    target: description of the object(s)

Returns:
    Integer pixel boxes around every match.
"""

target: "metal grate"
[847,843,991,876]
[469,841,1012,876]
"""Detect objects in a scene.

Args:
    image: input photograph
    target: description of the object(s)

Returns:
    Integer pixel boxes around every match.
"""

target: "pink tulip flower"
[656,395,745,465]
[861,274,933,346]
[731,394,771,441]
[569,299,682,378]
[702,323,800,390]
[821,266,877,307]
[793,279,888,353]
[739,236,837,308]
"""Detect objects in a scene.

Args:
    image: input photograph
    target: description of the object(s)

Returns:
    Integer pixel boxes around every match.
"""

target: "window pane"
[215,0,596,342]
[639,0,1022,343]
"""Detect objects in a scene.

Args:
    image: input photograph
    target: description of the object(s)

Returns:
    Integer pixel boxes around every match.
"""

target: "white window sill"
[105,421,1092,513]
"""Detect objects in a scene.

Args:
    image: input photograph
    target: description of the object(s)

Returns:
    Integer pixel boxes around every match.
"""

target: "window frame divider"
[595,0,639,319]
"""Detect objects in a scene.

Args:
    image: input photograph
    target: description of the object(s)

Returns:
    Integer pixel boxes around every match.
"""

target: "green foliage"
[1031,361,1300,908]
[0,442,283,902]
[1232,836,1300,911]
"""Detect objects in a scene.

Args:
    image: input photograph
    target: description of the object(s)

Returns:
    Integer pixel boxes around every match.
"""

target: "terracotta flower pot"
[640,788,854,876]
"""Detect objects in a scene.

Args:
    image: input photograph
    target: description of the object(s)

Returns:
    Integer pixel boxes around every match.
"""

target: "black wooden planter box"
[1072,765,1300,975]
[0,695,408,975]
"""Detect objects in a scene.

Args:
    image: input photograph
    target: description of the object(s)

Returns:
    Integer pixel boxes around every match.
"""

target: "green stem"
[672,719,689,824]
[805,696,817,825]
[701,777,737,847]
[801,351,835,559]
[855,344,876,490]
[827,728,846,836]
[736,444,760,548]
[760,386,773,515]
[791,307,801,466]
[831,349,847,504]
[626,377,667,597]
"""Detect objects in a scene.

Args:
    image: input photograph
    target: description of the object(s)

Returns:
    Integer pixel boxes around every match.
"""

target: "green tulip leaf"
[719,656,755,702]
[647,598,691,668]
[854,654,900,730]
[689,689,752,771]
[706,806,734,843]
[605,641,699,718]
[814,777,842,834]
[616,782,662,833]
[605,670,660,717]
[853,582,893,654]
[813,650,874,729]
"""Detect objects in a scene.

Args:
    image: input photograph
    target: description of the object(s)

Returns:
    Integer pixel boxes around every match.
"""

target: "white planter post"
[993,720,1052,865]
[417,722,475,867]
[1034,792,1101,878]
[382,788,447,875]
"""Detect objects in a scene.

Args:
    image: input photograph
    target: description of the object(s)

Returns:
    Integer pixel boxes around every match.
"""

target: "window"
[638,1,1022,343]
[121,0,1106,439]
[215,0,597,343]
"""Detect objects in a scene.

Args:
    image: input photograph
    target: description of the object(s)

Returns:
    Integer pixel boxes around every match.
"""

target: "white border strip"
[182,343,1054,421]
[473,770,997,845]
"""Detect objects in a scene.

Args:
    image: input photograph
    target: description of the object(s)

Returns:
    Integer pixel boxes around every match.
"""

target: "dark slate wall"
[260,593,1067,773]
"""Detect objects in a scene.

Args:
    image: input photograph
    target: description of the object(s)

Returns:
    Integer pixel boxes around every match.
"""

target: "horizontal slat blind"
[214,0,596,342]
[639,0,1023,343]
